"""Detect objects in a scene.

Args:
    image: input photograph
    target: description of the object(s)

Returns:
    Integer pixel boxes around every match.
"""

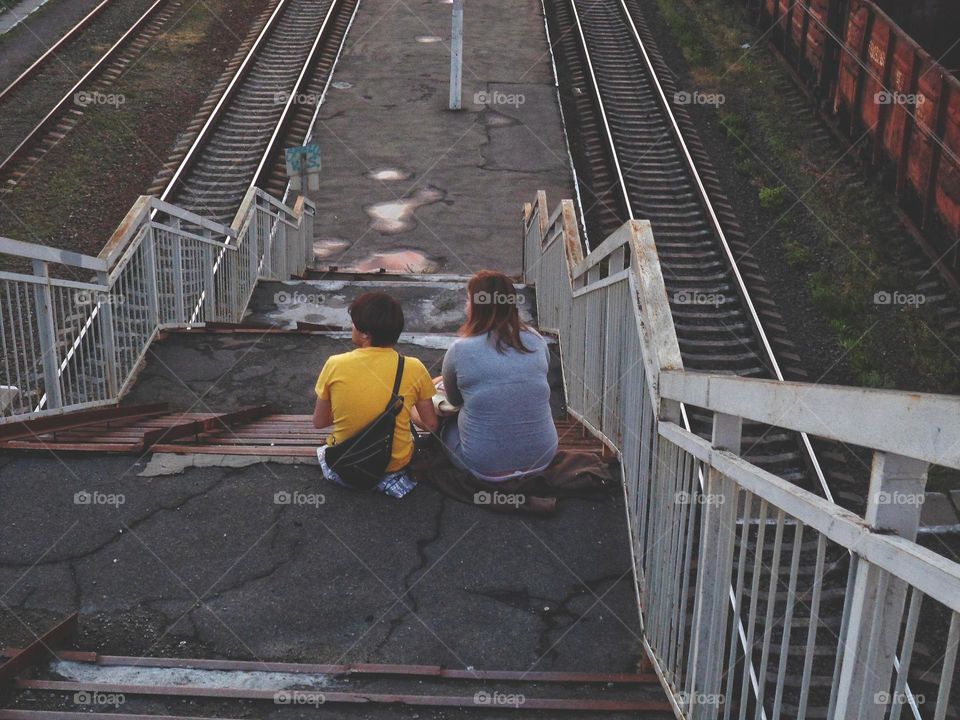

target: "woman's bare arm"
[411,398,439,432]
[312,397,333,429]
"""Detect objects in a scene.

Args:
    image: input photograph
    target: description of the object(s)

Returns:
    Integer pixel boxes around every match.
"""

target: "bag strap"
[389,354,405,404]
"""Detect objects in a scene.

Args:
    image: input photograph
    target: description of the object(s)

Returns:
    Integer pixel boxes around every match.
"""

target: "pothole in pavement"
[365,186,445,234]
[313,237,351,261]
[366,167,412,181]
[352,249,438,274]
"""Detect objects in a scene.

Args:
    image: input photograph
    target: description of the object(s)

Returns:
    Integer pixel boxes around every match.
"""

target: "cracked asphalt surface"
[0,452,641,670]
[0,0,661,714]
[0,330,647,715]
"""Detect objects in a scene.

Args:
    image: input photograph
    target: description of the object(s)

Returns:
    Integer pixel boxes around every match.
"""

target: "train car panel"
[880,42,915,171]
[835,3,869,115]
[904,65,940,201]
[802,1,831,84]
[932,84,960,236]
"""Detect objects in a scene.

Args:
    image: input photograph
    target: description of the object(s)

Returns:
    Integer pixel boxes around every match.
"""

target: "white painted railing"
[0,188,314,421]
[523,191,960,720]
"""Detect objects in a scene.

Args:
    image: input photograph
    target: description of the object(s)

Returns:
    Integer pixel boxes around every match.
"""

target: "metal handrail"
[523,191,960,720]
[0,191,314,422]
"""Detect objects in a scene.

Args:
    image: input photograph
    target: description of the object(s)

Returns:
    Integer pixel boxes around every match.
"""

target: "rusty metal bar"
[0,615,78,685]
[0,713,231,720]
[0,404,168,442]
[16,679,669,712]
[139,404,274,449]
[0,650,655,684]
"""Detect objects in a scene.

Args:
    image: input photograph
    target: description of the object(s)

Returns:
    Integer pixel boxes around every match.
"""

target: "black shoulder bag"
[324,354,405,490]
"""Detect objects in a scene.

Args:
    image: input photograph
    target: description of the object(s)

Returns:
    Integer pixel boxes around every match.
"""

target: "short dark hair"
[349,291,404,347]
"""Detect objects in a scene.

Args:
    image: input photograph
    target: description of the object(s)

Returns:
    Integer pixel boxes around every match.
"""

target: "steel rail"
[0,0,173,179]
[614,0,831,502]
[248,0,348,194]
[170,0,347,323]
[279,0,361,206]
[0,0,117,105]
[565,0,831,502]
[566,1,632,224]
[559,2,829,717]
[157,0,296,205]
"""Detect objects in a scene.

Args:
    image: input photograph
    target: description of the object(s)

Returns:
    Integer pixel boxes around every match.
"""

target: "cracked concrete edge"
[140,453,317,477]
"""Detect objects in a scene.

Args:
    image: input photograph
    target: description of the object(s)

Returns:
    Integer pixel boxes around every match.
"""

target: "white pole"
[449,0,463,110]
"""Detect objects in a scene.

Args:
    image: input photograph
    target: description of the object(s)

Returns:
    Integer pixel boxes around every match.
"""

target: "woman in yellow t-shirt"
[313,292,438,498]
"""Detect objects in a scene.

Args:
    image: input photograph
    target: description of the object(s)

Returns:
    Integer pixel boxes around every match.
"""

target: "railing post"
[687,411,741,719]
[278,215,288,278]
[302,202,315,273]
[143,226,160,327]
[249,200,261,286]
[143,228,160,327]
[448,0,463,110]
[833,451,929,720]
[262,201,273,279]
[202,239,215,321]
[172,226,185,325]
[522,202,531,284]
[31,260,62,410]
[95,270,118,399]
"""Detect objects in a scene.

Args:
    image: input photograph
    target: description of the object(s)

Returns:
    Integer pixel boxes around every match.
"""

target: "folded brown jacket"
[410,446,620,516]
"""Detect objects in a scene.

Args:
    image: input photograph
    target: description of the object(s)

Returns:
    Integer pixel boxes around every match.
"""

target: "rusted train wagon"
[741,0,960,277]
[754,0,841,95]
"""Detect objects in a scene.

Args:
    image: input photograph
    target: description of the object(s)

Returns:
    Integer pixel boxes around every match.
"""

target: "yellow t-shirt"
[315,347,434,472]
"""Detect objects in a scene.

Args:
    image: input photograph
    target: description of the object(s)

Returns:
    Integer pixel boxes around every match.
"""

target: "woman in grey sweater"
[440,270,558,480]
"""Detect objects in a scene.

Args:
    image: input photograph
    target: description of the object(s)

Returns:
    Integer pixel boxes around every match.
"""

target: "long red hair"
[459,270,532,353]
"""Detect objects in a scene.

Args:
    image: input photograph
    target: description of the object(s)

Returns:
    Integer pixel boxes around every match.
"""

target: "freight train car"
[739,0,960,282]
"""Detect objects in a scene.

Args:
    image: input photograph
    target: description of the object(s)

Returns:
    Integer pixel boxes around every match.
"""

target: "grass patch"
[655,0,714,67]
[758,184,787,210]
[653,0,960,396]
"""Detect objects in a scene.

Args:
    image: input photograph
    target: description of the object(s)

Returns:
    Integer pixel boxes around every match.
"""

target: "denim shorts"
[316,446,417,499]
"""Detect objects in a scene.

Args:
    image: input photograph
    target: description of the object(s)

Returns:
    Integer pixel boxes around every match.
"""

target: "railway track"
[0,0,118,105]
[544,0,849,715]
[0,0,184,185]
[160,0,359,225]
[0,0,358,415]
[544,0,847,505]
[543,2,958,717]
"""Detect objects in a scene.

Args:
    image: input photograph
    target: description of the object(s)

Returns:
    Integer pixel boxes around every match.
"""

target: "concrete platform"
[244,277,537,332]
[0,1,651,710]
[0,329,645,715]
[305,0,573,274]
[0,449,646,717]
[124,332,448,414]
